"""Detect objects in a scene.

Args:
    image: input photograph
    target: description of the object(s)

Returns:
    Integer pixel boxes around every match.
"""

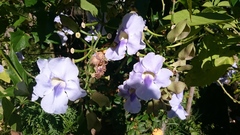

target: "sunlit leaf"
[13,16,26,27]
[80,0,98,16]
[167,81,186,94]
[167,19,191,43]
[218,1,231,7]
[10,29,30,52]
[178,42,195,60]
[163,10,234,26]
[0,70,10,83]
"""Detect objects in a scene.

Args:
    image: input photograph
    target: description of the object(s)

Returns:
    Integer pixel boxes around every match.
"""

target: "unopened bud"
[75,32,81,38]
[70,48,75,54]
[81,22,86,28]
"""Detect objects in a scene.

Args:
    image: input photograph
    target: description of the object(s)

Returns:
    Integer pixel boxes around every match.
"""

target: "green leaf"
[178,42,195,60]
[0,69,10,83]
[230,0,238,6]
[9,49,28,84]
[0,86,14,98]
[86,111,102,131]
[10,29,30,52]
[31,32,40,43]
[2,97,14,125]
[218,1,231,7]
[91,91,110,107]
[13,16,26,27]
[24,0,38,7]
[14,81,29,96]
[167,19,191,43]
[80,0,98,16]
[60,15,79,33]
[167,81,186,94]
[163,10,234,26]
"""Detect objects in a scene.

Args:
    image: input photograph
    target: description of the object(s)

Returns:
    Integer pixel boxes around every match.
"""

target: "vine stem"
[217,80,240,104]
[186,86,195,118]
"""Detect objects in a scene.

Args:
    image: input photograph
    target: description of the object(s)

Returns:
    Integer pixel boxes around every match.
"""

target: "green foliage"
[80,0,98,16]
[10,29,30,52]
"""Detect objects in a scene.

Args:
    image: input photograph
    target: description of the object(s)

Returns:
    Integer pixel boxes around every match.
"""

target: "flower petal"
[142,52,164,73]
[32,74,52,99]
[124,96,141,113]
[48,57,79,81]
[105,43,127,61]
[126,32,146,55]
[133,62,145,73]
[65,79,86,101]
[41,88,68,114]
[135,82,161,101]
[155,68,173,87]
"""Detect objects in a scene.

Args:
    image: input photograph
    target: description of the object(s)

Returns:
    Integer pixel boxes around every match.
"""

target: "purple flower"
[126,52,173,101]
[31,57,87,114]
[118,81,141,113]
[167,92,188,120]
[105,12,146,61]
[0,65,3,73]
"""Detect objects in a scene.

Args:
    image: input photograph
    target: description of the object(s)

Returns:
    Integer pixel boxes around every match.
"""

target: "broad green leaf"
[10,29,30,52]
[185,35,235,86]
[13,16,26,27]
[167,81,186,94]
[24,0,38,7]
[0,86,14,98]
[218,1,231,7]
[91,91,110,107]
[167,19,191,43]
[0,70,10,83]
[163,10,234,26]
[31,32,40,43]
[80,0,98,16]
[60,15,79,33]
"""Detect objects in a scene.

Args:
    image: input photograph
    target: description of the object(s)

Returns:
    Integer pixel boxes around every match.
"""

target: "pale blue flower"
[105,12,146,61]
[126,52,173,101]
[0,65,3,73]
[167,92,188,120]
[118,81,141,113]
[32,57,87,114]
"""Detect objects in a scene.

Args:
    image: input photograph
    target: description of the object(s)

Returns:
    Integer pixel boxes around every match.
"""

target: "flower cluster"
[89,51,108,79]
[31,57,86,114]
[167,92,188,120]
[54,15,74,46]
[105,11,146,61]
[118,52,173,113]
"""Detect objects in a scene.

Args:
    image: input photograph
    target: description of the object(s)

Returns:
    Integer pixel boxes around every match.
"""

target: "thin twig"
[186,86,195,118]
[217,80,240,104]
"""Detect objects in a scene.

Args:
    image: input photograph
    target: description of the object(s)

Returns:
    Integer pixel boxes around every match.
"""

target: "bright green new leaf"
[177,65,193,71]
[80,0,98,16]
[13,16,26,27]
[91,91,110,107]
[0,70,10,83]
[218,1,231,7]
[24,0,38,7]
[10,29,30,52]
[215,56,234,67]
[202,2,213,7]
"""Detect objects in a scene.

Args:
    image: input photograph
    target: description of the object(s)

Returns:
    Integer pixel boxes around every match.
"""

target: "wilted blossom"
[31,57,87,114]
[105,12,146,61]
[126,52,173,101]
[167,92,188,120]
[118,81,141,113]
[89,51,108,79]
